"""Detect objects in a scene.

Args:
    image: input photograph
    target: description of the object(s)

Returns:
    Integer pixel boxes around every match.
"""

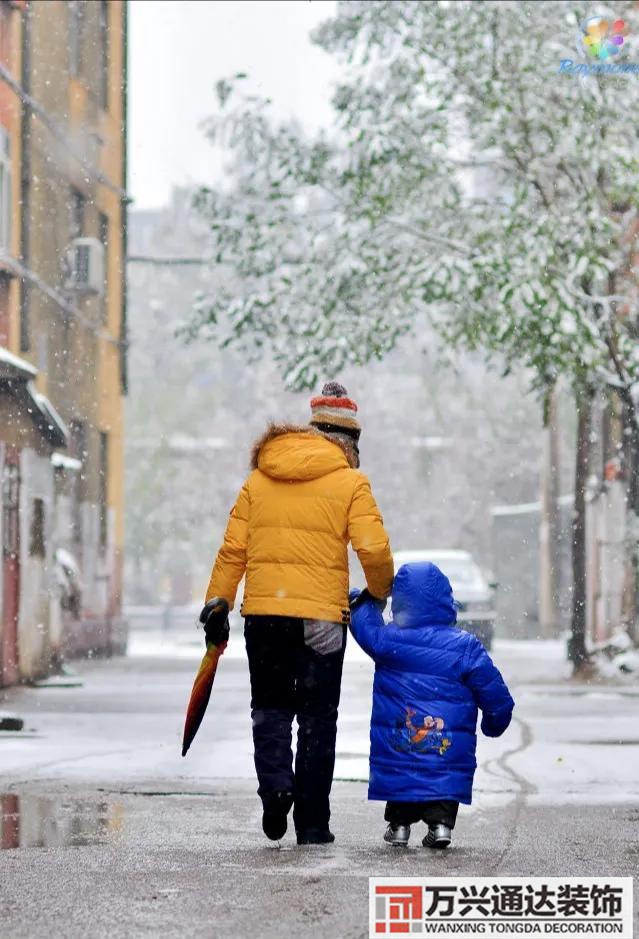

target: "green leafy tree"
[189,1,639,670]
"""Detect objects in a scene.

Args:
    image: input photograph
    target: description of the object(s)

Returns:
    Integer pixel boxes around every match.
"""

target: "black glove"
[199,597,230,647]
[349,588,386,612]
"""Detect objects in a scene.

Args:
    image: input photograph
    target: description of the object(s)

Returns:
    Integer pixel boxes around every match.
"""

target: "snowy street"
[1,631,637,938]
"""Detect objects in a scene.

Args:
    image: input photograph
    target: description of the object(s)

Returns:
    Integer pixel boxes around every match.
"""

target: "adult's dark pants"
[244,616,347,834]
[385,800,459,829]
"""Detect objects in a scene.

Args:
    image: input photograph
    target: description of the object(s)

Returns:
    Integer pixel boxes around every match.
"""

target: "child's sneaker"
[384,824,410,847]
[422,824,451,849]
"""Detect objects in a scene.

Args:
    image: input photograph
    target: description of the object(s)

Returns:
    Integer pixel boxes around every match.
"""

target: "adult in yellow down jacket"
[204,381,394,846]
[206,427,393,624]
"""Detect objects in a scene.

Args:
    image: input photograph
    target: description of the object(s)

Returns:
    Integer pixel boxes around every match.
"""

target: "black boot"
[262,791,294,841]
[296,827,335,845]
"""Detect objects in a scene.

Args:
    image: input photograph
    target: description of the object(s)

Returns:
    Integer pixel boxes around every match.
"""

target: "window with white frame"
[68,0,86,78]
[0,127,11,252]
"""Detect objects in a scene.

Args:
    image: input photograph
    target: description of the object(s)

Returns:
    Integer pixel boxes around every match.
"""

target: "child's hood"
[391,562,458,628]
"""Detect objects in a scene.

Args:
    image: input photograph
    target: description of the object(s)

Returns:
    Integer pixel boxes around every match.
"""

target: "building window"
[70,419,88,468]
[29,498,46,558]
[99,211,109,321]
[0,278,10,346]
[69,1,86,78]
[70,419,87,548]
[70,187,85,239]
[99,431,108,552]
[99,0,109,110]
[19,284,29,352]
[99,211,109,249]
[0,127,11,252]
[2,462,20,558]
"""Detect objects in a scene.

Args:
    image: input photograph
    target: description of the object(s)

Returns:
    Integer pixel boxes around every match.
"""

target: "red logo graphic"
[374,885,423,934]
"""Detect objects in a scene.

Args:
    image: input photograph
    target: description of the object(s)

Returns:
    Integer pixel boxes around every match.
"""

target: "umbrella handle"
[200,598,230,647]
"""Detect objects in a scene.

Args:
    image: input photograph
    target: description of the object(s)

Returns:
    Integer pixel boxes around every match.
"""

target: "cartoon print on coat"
[392,706,452,755]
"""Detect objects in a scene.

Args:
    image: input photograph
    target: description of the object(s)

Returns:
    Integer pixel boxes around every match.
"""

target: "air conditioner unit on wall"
[65,237,105,295]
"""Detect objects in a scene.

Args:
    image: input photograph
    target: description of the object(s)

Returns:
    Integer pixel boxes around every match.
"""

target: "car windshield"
[431,559,479,585]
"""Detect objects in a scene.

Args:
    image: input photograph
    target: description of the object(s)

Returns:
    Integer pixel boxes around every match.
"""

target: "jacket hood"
[251,423,356,481]
[391,562,458,629]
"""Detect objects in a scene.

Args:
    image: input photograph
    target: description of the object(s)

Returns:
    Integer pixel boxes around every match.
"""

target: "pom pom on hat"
[321,381,349,397]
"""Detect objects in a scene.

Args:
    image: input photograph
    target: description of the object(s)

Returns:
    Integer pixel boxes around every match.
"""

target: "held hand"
[199,597,230,648]
[349,588,386,612]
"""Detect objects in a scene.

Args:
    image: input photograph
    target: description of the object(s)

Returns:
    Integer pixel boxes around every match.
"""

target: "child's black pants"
[385,800,459,828]
[244,616,346,834]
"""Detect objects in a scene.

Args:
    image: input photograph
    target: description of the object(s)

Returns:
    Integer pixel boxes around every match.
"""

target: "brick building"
[0,0,128,685]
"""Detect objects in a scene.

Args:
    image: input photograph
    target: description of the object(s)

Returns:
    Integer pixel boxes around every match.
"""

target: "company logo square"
[374,885,423,934]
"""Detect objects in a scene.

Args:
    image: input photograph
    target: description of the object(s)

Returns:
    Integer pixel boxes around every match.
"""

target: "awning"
[29,386,69,448]
[0,347,69,449]
[0,346,38,381]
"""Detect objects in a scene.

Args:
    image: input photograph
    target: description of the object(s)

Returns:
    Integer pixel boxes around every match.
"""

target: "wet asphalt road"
[0,638,638,938]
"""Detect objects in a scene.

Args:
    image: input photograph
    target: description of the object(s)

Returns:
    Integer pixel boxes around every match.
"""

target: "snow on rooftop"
[31,388,70,443]
[51,452,82,471]
[0,346,38,378]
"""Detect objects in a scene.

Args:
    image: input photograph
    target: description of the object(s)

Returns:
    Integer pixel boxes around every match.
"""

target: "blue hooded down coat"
[350,562,514,804]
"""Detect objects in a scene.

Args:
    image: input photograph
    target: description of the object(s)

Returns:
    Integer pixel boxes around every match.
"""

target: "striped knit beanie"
[309,381,361,442]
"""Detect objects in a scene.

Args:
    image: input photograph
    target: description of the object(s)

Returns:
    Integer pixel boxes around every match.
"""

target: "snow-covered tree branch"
[190,0,639,407]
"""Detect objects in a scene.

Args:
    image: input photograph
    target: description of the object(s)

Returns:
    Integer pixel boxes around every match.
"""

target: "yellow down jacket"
[206,424,394,623]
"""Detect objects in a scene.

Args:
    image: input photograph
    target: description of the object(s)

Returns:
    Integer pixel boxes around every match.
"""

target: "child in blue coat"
[350,561,514,849]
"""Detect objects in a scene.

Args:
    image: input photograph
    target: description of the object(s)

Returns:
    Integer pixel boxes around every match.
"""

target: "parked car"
[393,549,496,650]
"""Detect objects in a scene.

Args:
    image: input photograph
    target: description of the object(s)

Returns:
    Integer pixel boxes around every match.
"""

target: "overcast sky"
[129,0,338,209]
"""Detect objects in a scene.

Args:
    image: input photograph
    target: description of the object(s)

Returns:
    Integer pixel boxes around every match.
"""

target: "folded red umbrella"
[181,600,229,757]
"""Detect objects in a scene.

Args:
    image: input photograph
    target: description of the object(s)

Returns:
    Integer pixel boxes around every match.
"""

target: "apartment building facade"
[0,0,127,685]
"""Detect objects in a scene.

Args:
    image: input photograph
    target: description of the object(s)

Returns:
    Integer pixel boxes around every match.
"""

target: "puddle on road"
[0,793,124,850]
